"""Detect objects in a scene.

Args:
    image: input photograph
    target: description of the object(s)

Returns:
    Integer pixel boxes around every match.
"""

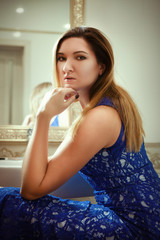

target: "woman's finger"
[56,88,78,101]
[64,94,79,107]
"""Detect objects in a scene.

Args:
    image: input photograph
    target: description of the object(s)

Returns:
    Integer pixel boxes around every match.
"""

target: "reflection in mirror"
[0,0,71,125]
[0,45,24,124]
[22,81,70,128]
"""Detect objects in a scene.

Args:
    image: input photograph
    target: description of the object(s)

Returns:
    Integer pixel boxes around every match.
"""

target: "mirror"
[0,0,84,157]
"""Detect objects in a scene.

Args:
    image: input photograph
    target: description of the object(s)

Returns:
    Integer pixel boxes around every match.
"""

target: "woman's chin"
[64,83,74,88]
[64,84,78,91]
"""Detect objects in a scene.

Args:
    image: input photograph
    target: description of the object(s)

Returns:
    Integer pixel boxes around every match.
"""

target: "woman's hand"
[37,87,78,121]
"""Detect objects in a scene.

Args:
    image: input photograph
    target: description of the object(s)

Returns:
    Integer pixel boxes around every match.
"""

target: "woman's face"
[56,37,103,95]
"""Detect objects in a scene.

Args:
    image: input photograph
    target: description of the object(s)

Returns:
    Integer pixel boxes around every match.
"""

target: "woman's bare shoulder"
[83,105,121,128]
[81,105,121,147]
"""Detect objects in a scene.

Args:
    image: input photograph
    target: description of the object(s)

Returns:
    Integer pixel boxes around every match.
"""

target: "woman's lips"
[64,78,75,83]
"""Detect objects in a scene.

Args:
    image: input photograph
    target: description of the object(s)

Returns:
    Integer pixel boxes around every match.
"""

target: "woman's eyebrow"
[73,51,88,55]
[57,51,88,55]
[57,52,64,55]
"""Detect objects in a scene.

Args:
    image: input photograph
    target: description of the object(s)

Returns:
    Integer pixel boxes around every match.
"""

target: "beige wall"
[85,0,160,143]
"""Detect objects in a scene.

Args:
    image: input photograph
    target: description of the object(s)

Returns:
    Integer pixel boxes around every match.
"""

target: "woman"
[0,26,160,240]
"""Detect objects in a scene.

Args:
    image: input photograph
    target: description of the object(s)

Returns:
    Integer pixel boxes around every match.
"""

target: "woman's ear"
[99,64,106,75]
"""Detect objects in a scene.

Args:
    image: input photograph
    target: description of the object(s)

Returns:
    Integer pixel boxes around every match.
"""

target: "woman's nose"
[62,59,73,73]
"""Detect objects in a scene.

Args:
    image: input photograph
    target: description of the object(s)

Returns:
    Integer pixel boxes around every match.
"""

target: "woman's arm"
[20,90,121,200]
[20,87,78,199]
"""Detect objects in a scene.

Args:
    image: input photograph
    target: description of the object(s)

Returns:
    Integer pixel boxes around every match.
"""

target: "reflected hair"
[54,26,145,152]
[30,82,53,121]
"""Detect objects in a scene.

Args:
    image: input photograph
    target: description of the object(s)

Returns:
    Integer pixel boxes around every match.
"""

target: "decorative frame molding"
[70,0,85,27]
[0,125,67,143]
[145,142,160,176]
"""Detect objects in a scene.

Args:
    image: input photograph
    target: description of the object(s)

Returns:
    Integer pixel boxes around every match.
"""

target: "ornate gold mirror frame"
[0,0,85,158]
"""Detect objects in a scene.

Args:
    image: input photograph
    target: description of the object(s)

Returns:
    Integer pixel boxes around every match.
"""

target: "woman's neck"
[78,90,90,109]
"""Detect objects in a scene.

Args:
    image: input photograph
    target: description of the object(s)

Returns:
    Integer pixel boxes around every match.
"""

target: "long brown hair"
[54,26,145,152]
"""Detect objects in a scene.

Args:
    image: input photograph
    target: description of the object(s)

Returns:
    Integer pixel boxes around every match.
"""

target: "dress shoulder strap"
[97,97,115,108]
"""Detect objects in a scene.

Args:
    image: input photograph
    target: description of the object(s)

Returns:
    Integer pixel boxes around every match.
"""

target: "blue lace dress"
[0,98,160,240]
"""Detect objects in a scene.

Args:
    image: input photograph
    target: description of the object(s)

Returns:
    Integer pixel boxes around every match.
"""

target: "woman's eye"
[57,56,65,62]
[76,56,86,60]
